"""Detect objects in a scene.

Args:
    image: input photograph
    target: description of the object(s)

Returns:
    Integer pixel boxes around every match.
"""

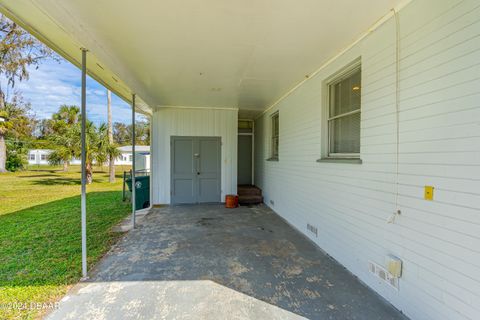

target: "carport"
[47,204,406,319]
[0,0,409,279]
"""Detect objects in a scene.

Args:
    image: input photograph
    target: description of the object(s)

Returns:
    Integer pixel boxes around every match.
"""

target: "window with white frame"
[270,112,279,160]
[41,154,47,161]
[327,65,361,158]
[30,154,36,161]
[129,155,133,162]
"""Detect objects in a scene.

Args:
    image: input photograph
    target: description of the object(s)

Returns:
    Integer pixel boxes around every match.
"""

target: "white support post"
[251,120,255,186]
[149,114,153,208]
[131,94,136,228]
[80,48,88,279]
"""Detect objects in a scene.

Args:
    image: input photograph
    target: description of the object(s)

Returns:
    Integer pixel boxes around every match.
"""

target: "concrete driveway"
[47,204,407,320]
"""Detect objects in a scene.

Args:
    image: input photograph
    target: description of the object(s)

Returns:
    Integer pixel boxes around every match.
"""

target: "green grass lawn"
[0,165,132,319]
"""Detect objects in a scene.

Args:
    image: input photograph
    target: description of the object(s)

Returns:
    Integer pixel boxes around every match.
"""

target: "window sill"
[316,157,362,164]
[266,157,279,162]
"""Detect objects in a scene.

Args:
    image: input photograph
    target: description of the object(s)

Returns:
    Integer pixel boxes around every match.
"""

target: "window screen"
[328,67,361,156]
[271,112,279,159]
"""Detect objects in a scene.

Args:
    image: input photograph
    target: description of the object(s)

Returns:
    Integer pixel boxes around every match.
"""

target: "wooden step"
[238,195,263,205]
[237,185,263,205]
[238,185,262,196]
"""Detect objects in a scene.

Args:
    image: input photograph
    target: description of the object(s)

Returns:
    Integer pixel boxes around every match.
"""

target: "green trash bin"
[126,175,150,210]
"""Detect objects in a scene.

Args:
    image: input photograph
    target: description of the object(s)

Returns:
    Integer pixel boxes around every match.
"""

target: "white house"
[4,0,480,319]
[28,146,150,171]
[115,145,150,170]
[27,149,53,165]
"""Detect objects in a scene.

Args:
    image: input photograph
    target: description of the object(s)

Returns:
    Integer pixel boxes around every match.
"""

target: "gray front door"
[171,136,221,204]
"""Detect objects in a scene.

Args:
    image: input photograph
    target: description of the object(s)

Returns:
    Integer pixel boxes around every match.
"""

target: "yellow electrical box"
[386,255,402,278]
[424,186,434,200]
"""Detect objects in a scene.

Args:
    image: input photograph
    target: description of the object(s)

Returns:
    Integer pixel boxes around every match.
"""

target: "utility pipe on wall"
[387,8,401,224]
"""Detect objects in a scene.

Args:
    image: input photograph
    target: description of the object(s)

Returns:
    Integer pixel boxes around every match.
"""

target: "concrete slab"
[111,209,150,233]
[47,204,408,320]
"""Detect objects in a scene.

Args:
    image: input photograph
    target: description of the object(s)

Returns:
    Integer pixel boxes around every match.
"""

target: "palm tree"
[48,121,96,183]
[84,121,97,184]
[48,105,80,171]
[96,123,120,175]
[48,123,80,172]
[52,105,80,125]
[49,120,95,182]
[47,104,119,183]
[83,122,119,184]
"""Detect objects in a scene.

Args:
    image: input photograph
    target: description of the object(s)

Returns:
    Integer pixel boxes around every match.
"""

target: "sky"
[1,58,144,125]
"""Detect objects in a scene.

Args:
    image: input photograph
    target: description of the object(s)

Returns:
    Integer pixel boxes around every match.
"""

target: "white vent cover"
[368,261,399,290]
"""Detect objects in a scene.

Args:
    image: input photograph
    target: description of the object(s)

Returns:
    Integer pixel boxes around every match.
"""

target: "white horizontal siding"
[254,0,480,319]
[152,107,237,204]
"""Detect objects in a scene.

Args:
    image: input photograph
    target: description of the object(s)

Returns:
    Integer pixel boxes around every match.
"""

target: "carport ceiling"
[1,0,403,114]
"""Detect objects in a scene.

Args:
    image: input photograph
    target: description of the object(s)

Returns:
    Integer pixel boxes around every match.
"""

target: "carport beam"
[80,48,88,279]
[131,94,136,228]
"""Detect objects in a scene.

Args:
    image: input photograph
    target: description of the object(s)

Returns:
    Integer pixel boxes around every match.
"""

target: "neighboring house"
[27,149,53,165]
[28,146,150,171]
[4,1,480,319]
[115,146,150,171]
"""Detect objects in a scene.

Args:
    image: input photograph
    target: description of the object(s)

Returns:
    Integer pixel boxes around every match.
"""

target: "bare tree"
[0,14,57,172]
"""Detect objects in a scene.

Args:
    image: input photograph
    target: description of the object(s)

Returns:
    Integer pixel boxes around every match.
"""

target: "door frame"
[170,136,222,204]
[238,119,255,185]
